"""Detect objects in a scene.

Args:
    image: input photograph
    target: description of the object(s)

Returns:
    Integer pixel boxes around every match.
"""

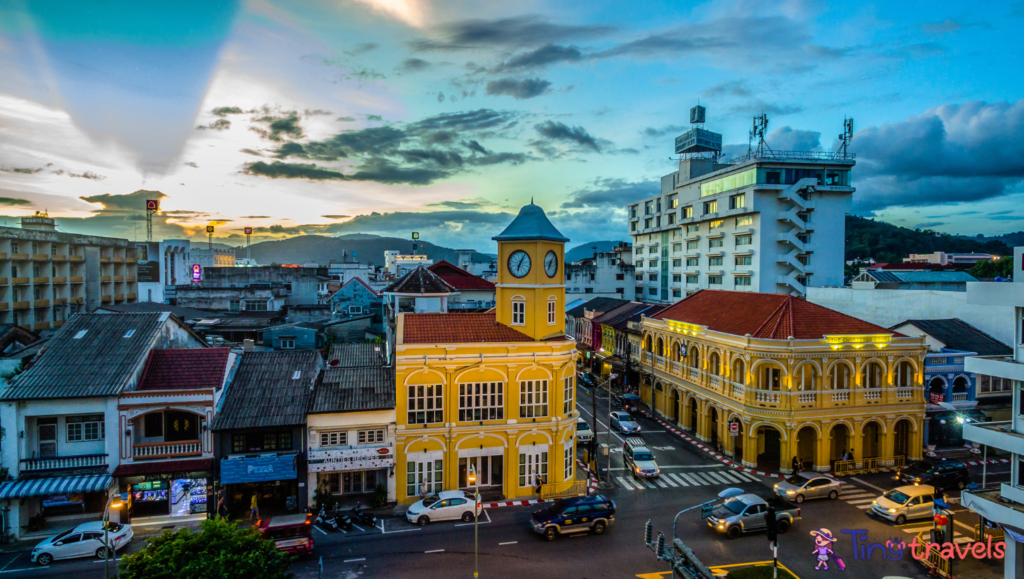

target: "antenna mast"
[837,117,854,159]
[749,113,770,157]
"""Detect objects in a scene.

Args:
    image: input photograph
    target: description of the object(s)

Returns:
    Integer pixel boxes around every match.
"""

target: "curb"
[480,460,598,509]
[576,458,600,494]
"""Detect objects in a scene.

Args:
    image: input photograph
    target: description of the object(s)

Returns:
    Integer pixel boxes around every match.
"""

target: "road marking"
[856,505,871,509]
[424,549,445,554]
[705,471,733,485]
[499,541,517,546]
[663,473,688,486]
[846,498,876,505]
[351,522,365,532]
[717,471,744,484]
[739,472,762,482]
[344,558,366,563]
[653,478,669,488]
[850,476,888,493]
[0,568,47,574]
[953,519,975,533]
[313,525,328,535]
[616,476,636,490]
[841,491,873,498]
[690,472,715,485]
[660,475,678,487]
[92,559,121,563]
[678,473,701,485]
[0,556,20,573]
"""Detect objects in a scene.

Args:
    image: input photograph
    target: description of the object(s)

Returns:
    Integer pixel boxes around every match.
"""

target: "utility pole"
[470,464,479,578]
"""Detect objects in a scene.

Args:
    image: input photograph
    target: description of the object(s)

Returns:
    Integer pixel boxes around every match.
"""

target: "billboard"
[244,227,252,235]
[146,199,160,211]
[206,225,215,233]
[191,264,202,283]
[136,242,161,283]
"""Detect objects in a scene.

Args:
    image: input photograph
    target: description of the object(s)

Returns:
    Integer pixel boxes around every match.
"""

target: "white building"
[384,251,432,276]
[306,343,396,506]
[565,243,636,301]
[628,107,854,302]
[903,251,998,266]
[137,240,235,304]
[961,246,1024,578]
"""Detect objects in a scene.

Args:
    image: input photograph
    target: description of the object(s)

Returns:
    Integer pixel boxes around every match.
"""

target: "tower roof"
[492,202,569,243]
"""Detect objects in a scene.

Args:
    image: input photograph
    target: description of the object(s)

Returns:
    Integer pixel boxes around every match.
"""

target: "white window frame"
[519,447,549,487]
[407,455,444,496]
[458,382,504,421]
[320,430,347,447]
[408,384,444,424]
[348,305,363,315]
[547,299,556,325]
[357,429,385,445]
[563,376,574,414]
[564,444,574,481]
[511,298,526,326]
[280,338,296,350]
[520,380,549,418]
[66,415,105,443]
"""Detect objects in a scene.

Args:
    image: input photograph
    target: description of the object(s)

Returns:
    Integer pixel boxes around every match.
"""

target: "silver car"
[609,411,640,434]
[773,473,843,504]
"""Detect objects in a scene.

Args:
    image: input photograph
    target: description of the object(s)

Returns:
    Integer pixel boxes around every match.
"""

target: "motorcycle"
[351,503,377,526]
[333,511,353,532]
[315,505,328,526]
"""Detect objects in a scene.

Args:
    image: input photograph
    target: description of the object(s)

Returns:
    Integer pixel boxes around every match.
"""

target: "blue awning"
[221,453,299,485]
[0,474,111,499]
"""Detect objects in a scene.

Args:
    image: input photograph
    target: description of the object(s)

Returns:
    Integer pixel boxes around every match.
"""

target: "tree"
[118,517,293,579]
[968,256,1014,279]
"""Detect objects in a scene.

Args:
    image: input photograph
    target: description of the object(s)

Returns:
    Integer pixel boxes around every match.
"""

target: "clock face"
[544,250,558,278]
[508,250,531,278]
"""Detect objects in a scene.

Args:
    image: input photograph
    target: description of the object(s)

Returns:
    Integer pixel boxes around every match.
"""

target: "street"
[0,381,1010,579]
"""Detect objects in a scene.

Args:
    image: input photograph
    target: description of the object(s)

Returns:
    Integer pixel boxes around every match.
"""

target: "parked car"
[703,494,801,539]
[577,373,595,388]
[773,473,843,504]
[258,513,314,556]
[406,490,481,526]
[576,418,593,444]
[870,484,935,525]
[609,411,641,434]
[32,521,134,566]
[895,460,971,490]
[531,494,616,541]
[623,438,660,479]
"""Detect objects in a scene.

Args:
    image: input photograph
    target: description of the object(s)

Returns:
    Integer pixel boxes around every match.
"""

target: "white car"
[576,418,593,444]
[32,521,134,566]
[406,490,481,526]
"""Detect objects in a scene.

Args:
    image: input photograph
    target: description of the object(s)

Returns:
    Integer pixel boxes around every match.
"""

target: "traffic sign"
[411,232,419,240]
[729,421,740,435]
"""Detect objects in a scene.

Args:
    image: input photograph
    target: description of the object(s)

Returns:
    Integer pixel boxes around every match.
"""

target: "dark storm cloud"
[561,177,658,208]
[485,78,551,100]
[850,100,1024,213]
[410,16,615,51]
[703,80,752,98]
[398,58,432,73]
[463,140,489,155]
[534,121,601,152]
[0,197,31,206]
[69,171,106,180]
[493,44,583,71]
[80,189,167,211]
[251,210,513,238]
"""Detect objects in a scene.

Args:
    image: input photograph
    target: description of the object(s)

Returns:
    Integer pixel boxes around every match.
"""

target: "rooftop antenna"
[749,113,770,157]
[837,116,854,159]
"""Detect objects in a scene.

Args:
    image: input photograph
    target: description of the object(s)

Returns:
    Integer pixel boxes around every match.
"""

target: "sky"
[1,0,1023,252]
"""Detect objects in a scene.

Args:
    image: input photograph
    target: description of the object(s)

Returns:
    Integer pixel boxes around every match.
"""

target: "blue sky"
[1,0,1022,251]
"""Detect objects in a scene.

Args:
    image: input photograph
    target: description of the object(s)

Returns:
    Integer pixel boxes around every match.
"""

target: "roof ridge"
[751,296,789,338]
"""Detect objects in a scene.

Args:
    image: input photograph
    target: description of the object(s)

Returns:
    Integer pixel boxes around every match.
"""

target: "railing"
[687,368,700,382]
[541,479,586,501]
[832,391,850,402]
[724,149,855,166]
[916,530,952,577]
[709,376,721,389]
[833,460,855,476]
[132,440,202,459]
[951,393,968,402]
[797,393,816,404]
[755,391,780,404]
[864,390,882,400]
[20,454,107,473]
[670,361,682,374]
[896,388,914,398]
[975,522,1005,543]
[642,352,652,365]
[731,383,745,398]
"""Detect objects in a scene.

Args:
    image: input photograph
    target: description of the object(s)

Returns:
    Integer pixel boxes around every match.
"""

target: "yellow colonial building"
[638,290,929,474]
[393,203,578,503]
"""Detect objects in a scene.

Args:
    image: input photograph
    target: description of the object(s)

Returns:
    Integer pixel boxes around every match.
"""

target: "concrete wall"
[266,326,322,350]
[808,286,1015,346]
[329,282,381,317]
[84,246,101,312]
[204,267,320,306]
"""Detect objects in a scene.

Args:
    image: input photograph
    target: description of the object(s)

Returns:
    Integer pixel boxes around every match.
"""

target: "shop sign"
[220,453,298,485]
[308,446,394,473]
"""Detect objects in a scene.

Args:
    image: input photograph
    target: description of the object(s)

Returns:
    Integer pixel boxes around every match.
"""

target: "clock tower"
[492,202,569,341]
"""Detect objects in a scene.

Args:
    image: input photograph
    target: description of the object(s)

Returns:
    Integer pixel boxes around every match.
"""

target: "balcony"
[100,257,110,263]
[797,392,816,404]
[127,276,136,282]
[966,355,1024,383]
[832,391,850,402]
[70,276,84,283]
[102,295,112,302]
[33,322,49,331]
[963,488,1024,532]
[69,255,84,262]
[10,253,29,260]
[20,453,107,474]
[963,421,1024,454]
[52,276,67,284]
[0,253,5,259]
[12,301,29,310]
[52,254,67,261]
[53,320,64,328]
[114,276,123,282]
[0,278,6,285]
[32,254,49,261]
[755,391,781,404]
[863,390,882,401]
[101,276,111,282]
[32,277,49,285]
[113,256,124,263]
[951,393,968,402]
[33,299,49,308]
[0,303,6,311]
[127,293,137,300]
[115,293,124,300]
[71,296,84,304]
[12,277,29,285]
[897,387,915,399]
[53,298,67,306]
[132,440,202,460]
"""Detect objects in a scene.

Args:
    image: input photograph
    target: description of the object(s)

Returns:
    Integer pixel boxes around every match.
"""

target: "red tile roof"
[137,348,231,391]
[428,260,495,291]
[652,290,902,340]
[112,458,214,477]
[403,312,534,344]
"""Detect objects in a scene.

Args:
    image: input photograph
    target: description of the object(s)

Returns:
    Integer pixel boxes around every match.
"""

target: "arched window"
[830,363,851,390]
[929,377,945,398]
[708,352,721,376]
[643,335,652,352]
[511,296,525,326]
[732,359,746,384]
[861,361,884,389]
[656,337,665,358]
[688,346,701,369]
[672,342,683,360]
[894,361,915,387]
[796,363,817,390]
[952,376,968,394]
[760,364,782,391]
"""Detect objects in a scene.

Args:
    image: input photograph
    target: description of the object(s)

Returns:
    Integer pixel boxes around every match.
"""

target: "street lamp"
[469,464,479,578]
[104,494,124,579]
[645,487,745,576]
[672,487,744,544]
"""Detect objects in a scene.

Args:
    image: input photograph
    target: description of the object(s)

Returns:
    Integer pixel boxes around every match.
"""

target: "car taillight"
[798,508,801,518]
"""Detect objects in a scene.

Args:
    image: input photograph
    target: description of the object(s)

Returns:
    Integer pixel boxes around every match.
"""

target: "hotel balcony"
[11,277,30,285]
[70,276,84,283]
[12,301,29,310]
[51,254,67,261]
[100,256,110,263]
[0,303,7,311]
[53,320,64,328]
[963,487,1024,534]
[112,257,124,263]
[71,296,84,304]
[19,454,108,476]
[10,253,29,261]
[102,295,112,302]
[69,255,84,262]
[32,254,49,261]
[115,293,124,301]
[53,298,67,306]
[132,440,203,460]
[33,322,50,331]
[966,355,1024,383]
[101,276,111,283]
[33,299,49,308]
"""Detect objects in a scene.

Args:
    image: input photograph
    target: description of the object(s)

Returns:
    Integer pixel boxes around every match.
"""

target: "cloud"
[349,42,379,55]
[398,58,431,73]
[703,80,752,98]
[410,16,615,51]
[337,116,356,122]
[561,177,658,208]
[920,19,990,34]
[729,100,803,116]
[765,127,821,151]
[240,215,272,219]
[642,124,685,138]
[850,100,1024,213]
[463,140,488,155]
[68,171,107,180]
[251,111,303,142]
[212,106,244,117]
[485,78,551,99]
[427,199,490,210]
[0,197,31,206]
[366,114,384,121]
[493,44,583,72]
[197,118,231,131]
[534,120,602,152]
[321,215,350,219]
[80,189,167,211]
[304,109,332,117]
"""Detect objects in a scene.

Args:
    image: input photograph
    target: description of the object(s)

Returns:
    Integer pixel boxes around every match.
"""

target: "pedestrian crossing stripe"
[899,524,974,544]
[846,498,876,504]
[614,470,759,491]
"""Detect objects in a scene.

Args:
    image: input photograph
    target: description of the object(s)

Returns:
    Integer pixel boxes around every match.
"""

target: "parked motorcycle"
[315,505,328,526]
[351,503,377,526]
[333,511,353,531]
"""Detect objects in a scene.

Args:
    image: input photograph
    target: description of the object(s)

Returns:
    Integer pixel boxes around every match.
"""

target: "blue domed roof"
[492,202,569,243]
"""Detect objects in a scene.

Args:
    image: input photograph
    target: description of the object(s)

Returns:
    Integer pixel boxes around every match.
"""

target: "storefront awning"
[0,474,111,499]
[112,458,214,478]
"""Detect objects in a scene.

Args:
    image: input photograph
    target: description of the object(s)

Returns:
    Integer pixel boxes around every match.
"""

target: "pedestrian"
[217,493,229,520]
[249,493,259,523]
[534,474,543,496]
[792,455,801,474]
[420,481,428,501]
[840,449,848,462]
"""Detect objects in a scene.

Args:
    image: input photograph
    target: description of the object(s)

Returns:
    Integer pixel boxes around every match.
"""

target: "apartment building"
[0,213,138,331]
[961,246,1024,576]
[628,109,855,302]
[565,243,636,300]
[137,240,235,304]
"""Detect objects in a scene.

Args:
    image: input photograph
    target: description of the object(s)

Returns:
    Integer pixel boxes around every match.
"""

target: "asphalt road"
[1,381,1010,579]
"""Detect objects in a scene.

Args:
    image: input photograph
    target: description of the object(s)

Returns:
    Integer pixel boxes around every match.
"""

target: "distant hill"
[237,234,493,267]
[566,240,630,263]
[845,216,1012,263]
[970,231,1024,248]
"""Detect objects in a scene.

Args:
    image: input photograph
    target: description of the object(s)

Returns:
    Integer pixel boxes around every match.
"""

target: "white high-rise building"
[628,107,855,302]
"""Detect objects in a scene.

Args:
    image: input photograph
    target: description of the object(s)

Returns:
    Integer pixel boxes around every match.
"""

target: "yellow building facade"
[638,290,929,474]
[393,204,579,503]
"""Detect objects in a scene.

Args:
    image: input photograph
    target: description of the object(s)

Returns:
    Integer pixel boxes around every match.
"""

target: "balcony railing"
[864,390,882,400]
[951,393,968,402]
[20,454,107,473]
[132,440,202,460]
[897,388,914,398]
[687,368,700,382]
[832,391,850,402]
[755,391,780,404]
[709,376,721,389]
[670,361,682,374]
[797,393,816,404]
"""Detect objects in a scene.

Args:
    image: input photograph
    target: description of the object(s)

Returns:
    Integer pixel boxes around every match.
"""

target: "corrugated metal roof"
[326,343,386,368]
[492,203,569,242]
[0,313,178,401]
[311,366,395,414]
[866,270,978,284]
[893,319,1013,357]
[565,297,629,318]
[384,266,457,295]
[211,350,323,431]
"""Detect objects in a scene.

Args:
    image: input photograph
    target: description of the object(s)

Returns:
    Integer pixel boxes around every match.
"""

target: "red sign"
[376,448,391,455]
[929,392,945,404]
[729,421,740,435]
[244,227,253,235]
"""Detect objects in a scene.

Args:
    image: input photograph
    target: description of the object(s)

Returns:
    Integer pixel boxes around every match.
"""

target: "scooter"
[315,505,328,526]
[333,511,353,532]
[351,503,377,526]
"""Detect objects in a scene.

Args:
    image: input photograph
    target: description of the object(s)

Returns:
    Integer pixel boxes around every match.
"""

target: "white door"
[519,448,549,488]
[407,457,444,497]
[431,499,453,520]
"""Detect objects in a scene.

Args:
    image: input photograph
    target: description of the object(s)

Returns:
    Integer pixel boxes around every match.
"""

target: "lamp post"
[645,487,746,575]
[104,494,124,579]
[469,464,479,578]
[593,373,619,487]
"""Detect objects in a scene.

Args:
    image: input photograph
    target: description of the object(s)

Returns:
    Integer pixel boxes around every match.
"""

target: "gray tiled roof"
[866,270,977,284]
[383,266,456,295]
[211,350,323,431]
[492,203,569,242]
[0,313,177,401]
[325,343,386,368]
[565,297,630,318]
[892,318,1013,357]
[310,366,395,414]
[98,302,215,320]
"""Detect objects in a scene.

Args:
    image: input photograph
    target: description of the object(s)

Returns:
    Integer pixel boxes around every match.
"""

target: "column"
[817,421,832,473]
[779,425,793,474]
[695,400,707,442]
[881,418,897,467]
[1005,532,1024,579]
[742,429,758,468]
[850,419,864,469]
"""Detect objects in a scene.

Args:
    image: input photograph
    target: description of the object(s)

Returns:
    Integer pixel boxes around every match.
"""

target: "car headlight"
[774,484,778,489]
[718,523,724,529]
[786,490,795,495]
[915,478,921,482]
[888,508,896,513]
[872,501,877,505]
[635,466,641,473]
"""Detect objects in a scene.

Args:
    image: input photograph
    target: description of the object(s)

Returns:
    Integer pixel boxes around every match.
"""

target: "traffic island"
[709,561,801,579]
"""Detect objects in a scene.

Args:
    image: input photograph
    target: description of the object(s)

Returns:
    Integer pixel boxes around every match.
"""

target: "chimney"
[242,339,254,352]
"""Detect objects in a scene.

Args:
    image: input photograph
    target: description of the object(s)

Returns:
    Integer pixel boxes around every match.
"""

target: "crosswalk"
[615,469,762,490]
[840,485,974,544]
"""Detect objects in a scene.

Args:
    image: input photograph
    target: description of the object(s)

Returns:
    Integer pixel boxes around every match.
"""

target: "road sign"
[729,421,740,435]
[411,232,419,240]
[206,225,215,233]
[244,227,252,235]
[146,199,159,211]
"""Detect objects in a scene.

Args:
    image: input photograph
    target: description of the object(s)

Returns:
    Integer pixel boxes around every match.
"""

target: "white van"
[870,484,935,525]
